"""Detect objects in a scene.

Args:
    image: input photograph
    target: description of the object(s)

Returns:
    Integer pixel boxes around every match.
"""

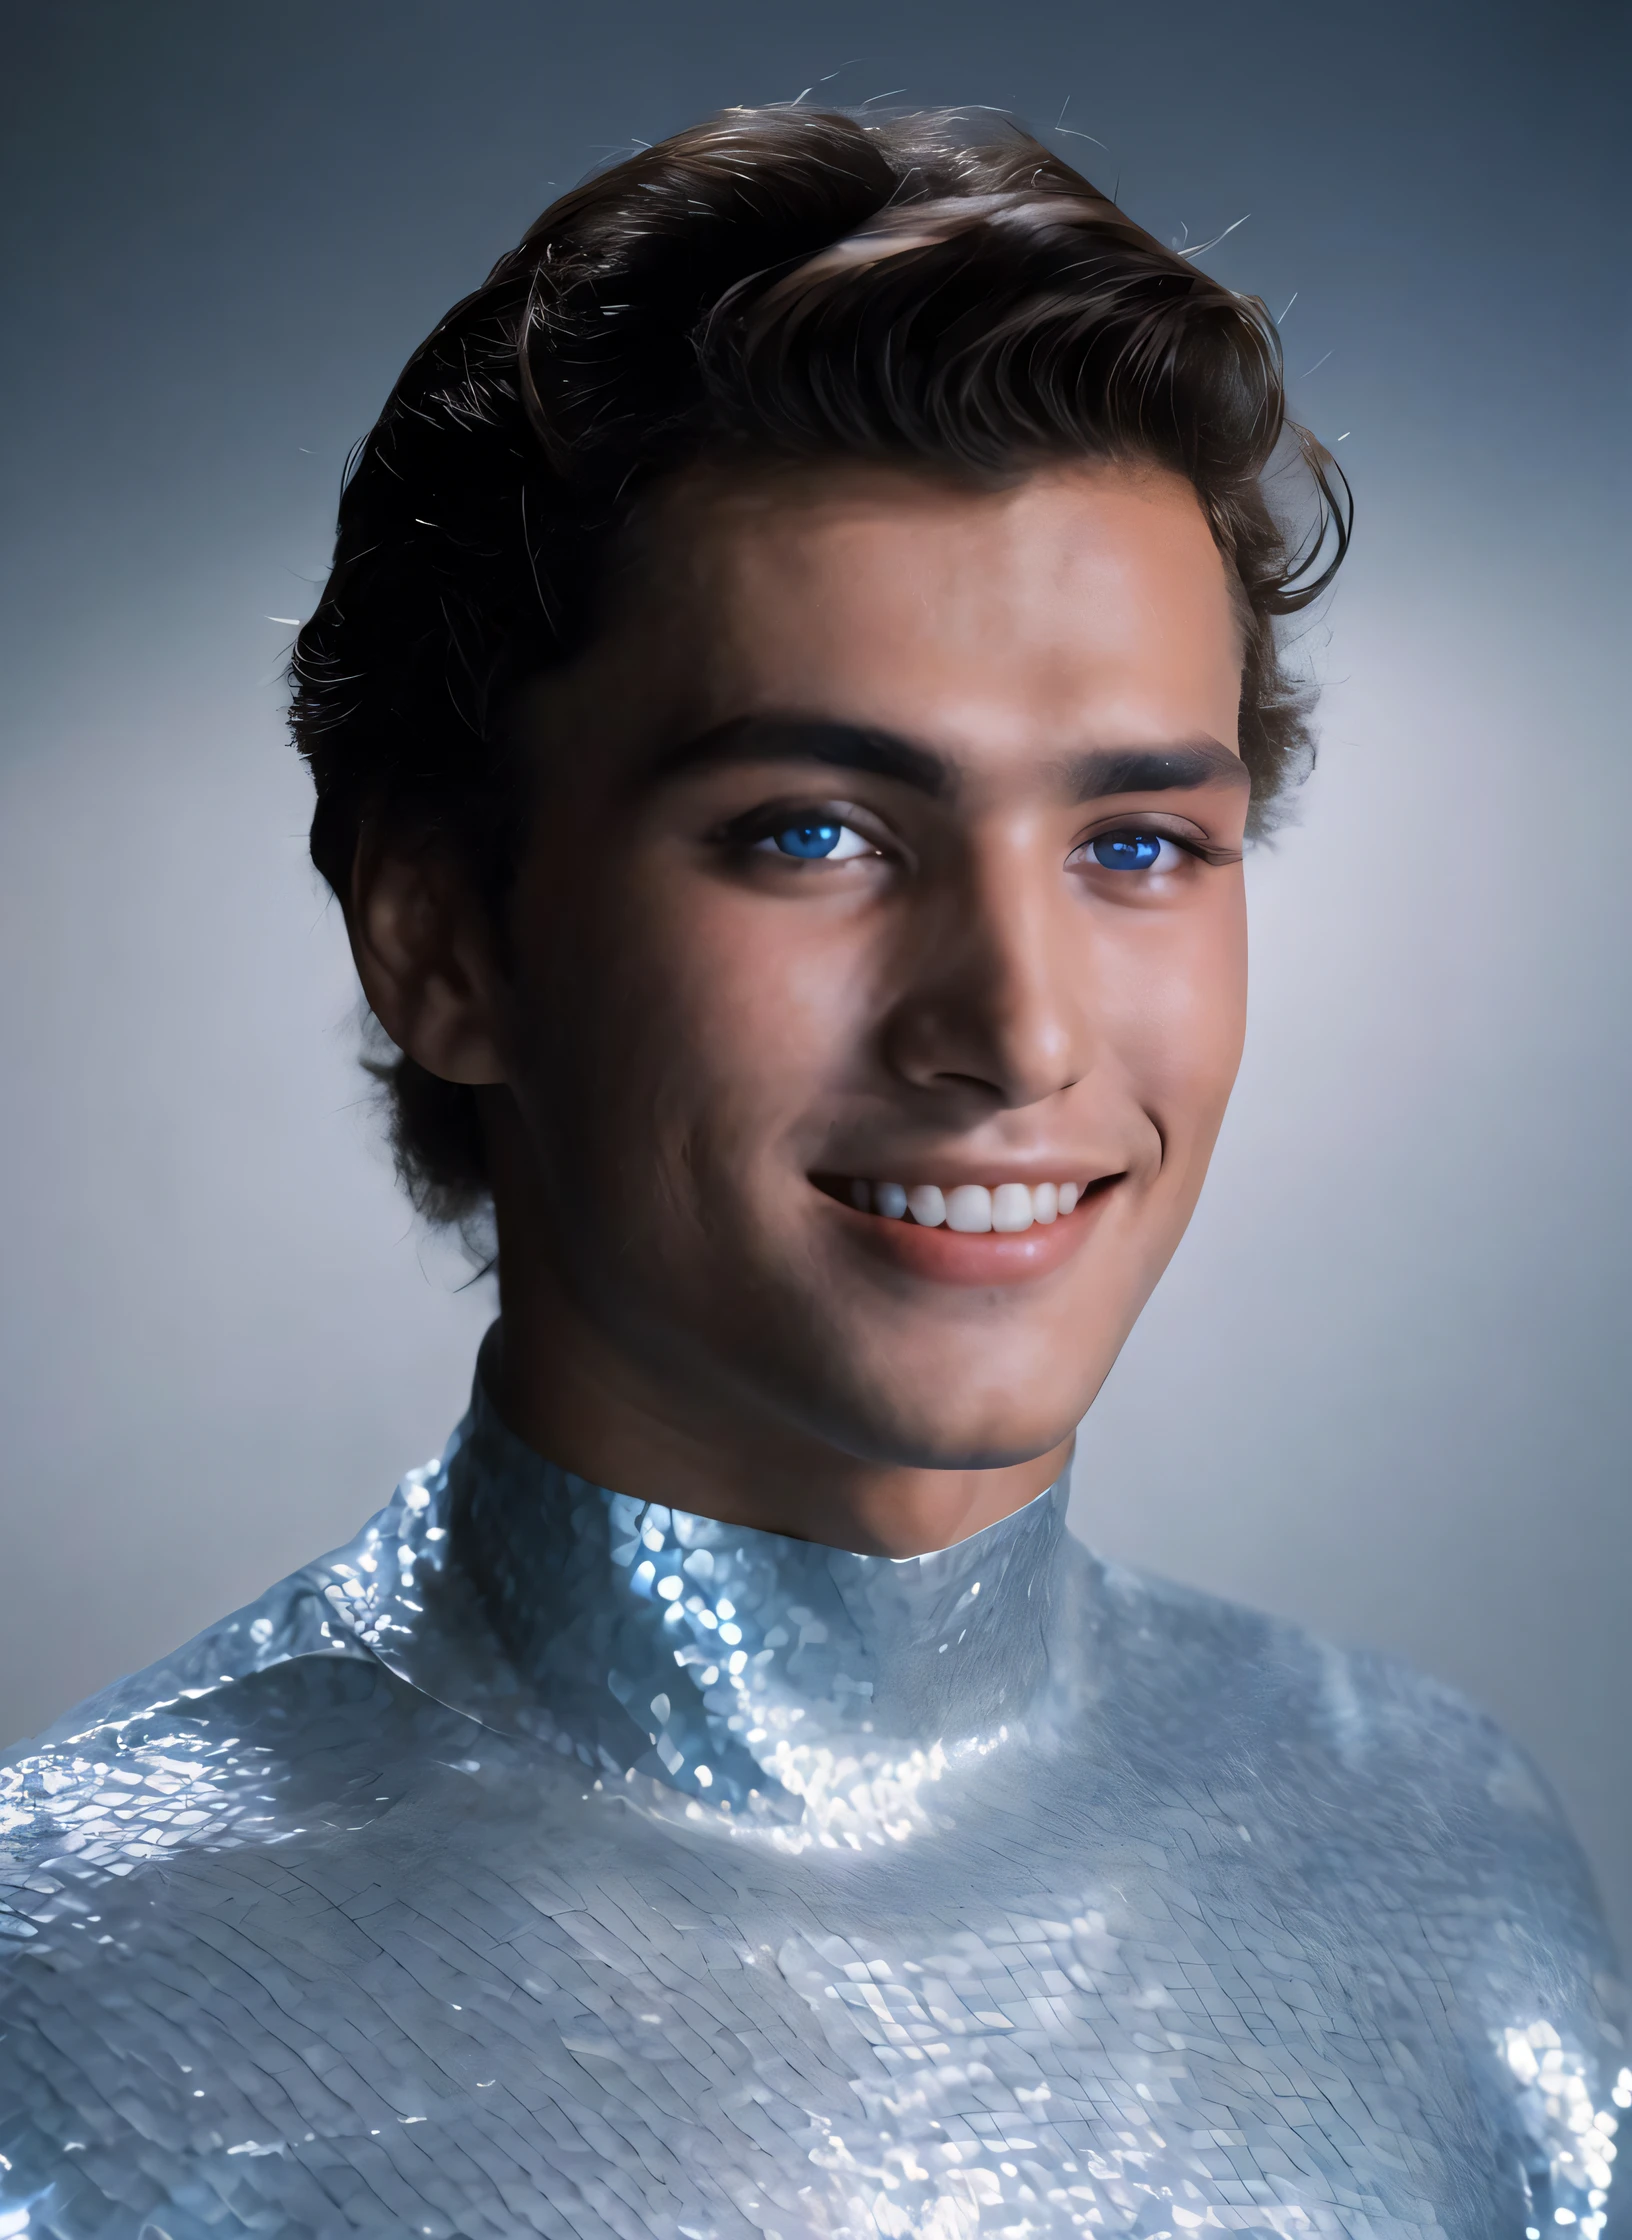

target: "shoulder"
[0,1616,441,2240]
[1077,1543,1624,1994]
[0,1591,367,1912]
[0,1496,414,1911]
[1085,1542,1569,1805]
[1075,1548,1629,2219]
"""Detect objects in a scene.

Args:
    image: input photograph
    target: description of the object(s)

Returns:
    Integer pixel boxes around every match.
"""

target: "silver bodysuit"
[1,1352,1625,2239]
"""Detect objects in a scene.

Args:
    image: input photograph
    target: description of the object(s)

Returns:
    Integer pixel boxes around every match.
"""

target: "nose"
[882,823,1091,1112]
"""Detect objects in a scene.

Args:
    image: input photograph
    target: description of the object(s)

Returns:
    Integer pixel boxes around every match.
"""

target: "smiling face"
[354,457,1250,1551]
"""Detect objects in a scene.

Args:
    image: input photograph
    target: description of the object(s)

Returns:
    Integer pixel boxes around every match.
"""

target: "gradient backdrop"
[2,1,1627,1951]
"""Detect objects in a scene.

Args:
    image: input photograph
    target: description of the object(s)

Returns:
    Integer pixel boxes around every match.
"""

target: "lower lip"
[823,1182,1119,1287]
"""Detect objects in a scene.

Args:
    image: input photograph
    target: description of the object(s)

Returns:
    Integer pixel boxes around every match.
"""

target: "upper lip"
[812,1160,1119,1187]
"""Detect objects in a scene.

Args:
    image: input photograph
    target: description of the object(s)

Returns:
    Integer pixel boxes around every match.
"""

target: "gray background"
[2,0,1627,1953]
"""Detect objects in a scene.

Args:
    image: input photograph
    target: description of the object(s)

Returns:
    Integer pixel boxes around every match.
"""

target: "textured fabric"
[1,1345,1624,2238]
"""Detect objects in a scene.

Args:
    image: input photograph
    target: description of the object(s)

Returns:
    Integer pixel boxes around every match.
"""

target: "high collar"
[320,1334,1074,1846]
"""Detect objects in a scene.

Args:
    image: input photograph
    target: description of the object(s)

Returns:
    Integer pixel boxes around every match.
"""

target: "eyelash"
[1069,828,1199,874]
[723,804,885,864]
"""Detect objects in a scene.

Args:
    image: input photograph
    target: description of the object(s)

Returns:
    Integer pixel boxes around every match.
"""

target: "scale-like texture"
[1,1356,1624,2237]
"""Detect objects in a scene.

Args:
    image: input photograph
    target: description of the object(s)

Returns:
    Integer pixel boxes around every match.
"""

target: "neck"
[389,1348,1077,1838]
[487,1283,1073,1562]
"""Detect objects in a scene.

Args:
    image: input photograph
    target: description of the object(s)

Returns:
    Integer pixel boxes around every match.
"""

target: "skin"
[350,458,1250,1556]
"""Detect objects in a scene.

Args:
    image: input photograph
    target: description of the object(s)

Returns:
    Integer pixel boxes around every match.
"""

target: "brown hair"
[291,106,1348,1224]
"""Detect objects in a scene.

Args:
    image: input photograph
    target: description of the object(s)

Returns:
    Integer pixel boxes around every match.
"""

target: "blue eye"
[752,818,873,862]
[1090,833,1167,871]
[774,821,843,858]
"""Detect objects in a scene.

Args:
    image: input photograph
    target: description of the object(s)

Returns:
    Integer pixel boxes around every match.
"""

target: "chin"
[810,1375,1087,1476]
[818,1317,1107,1466]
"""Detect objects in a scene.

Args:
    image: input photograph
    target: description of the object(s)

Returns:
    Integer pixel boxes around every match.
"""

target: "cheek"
[675,895,875,1123]
[1105,891,1248,1143]
[555,871,875,1175]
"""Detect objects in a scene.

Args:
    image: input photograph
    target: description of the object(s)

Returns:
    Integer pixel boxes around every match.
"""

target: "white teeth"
[849,1179,1086,1227]
[945,1184,993,1232]
[990,1182,1032,1233]
[906,1183,947,1228]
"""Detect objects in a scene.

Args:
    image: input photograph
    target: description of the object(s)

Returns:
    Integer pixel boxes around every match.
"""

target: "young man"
[1,109,1623,2240]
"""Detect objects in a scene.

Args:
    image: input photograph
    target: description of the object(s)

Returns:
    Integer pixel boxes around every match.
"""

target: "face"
[499,458,1243,1444]
[356,457,1250,1539]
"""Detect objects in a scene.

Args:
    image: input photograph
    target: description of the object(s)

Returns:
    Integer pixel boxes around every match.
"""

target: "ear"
[347,838,507,1087]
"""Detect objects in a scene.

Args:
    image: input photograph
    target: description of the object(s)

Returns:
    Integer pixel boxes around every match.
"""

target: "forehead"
[628,458,1244,759]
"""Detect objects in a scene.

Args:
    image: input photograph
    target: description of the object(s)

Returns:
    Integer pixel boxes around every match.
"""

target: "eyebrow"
[1059,740,1251,799]
[649,716,1248,803]
[651,717,952,798]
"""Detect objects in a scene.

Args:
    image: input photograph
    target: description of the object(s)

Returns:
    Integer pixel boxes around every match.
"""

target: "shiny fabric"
[1,1347,1624,2238]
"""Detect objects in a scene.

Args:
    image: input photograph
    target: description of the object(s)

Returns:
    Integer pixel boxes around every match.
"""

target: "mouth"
[812,1171,1120,1286]
[820,1176,1090,1232]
